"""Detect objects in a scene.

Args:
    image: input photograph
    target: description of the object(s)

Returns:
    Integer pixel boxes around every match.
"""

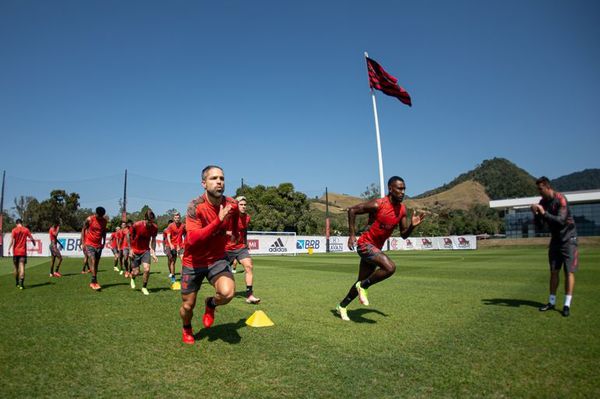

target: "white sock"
[564,295,572,307]
[549,294,556,305]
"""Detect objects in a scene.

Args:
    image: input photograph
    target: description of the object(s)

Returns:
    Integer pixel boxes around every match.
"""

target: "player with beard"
[179,165,239,344]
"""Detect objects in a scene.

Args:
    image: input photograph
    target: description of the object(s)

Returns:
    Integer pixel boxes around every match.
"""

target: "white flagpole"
[365,51,386,199]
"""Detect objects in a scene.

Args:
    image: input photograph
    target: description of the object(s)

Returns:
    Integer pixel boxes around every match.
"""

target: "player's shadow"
[196,318,246,344]
[149,287,173,293]
[100,282,130,289]
[234,290,249,299]
[25,282,53,289]
[330,308,388,324]
[482,298,544,308]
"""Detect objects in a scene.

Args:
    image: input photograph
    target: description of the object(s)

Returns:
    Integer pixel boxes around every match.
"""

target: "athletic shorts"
[357,242,386,264]
[180,259,231,295]
[49,244,61,257]
[120,248,130,257]
[111,248,119,255]
[549,237,579,273]
[226,248,251,264]
[13,255,27,264]
[85,246,102,262]
[131,251,151,269]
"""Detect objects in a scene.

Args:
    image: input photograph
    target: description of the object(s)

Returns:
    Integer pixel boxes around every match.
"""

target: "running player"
[532,176,579,317]
[119,220,132,278]
[49,222,63,277]
[129,209,158,295]
[166,212,186,287]
[336,176,425,321]
[225,196,260,304]
[110,226,121,273]
[179,165,239,344]
[7,219,36,289]
[80,207,108,291]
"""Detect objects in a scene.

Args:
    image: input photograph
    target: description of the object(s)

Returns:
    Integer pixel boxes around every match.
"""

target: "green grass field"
[1,246,599,398]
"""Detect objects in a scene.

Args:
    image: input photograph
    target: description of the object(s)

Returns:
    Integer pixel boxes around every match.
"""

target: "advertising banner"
[3,233,476,257]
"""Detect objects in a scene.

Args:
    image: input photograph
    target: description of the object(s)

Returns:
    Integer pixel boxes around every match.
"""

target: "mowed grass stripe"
[0,246,599,398]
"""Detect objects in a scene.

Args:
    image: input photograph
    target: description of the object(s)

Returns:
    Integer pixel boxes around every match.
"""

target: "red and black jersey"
[357,196,406,250]
[12,225,33,256]
[49,226,59,243]
[183,193,239,268]
[225,213,250,251]
[130,221,158,255]
[166,222,186,249]
[84,215,107,249]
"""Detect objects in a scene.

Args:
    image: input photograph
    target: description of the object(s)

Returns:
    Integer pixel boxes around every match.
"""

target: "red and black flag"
[366,57,412,106]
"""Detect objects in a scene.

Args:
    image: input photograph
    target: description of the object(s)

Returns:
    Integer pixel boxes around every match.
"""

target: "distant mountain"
[551,169,600,192]
[415,157,538,200]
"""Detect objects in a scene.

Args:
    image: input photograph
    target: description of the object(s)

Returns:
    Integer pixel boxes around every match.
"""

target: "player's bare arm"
[80,218,90,249]
[150,235,158,263]
[347,199,379,250]
[400,210,426,239]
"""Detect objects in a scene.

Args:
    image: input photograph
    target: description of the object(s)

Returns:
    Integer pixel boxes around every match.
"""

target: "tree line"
[2,184,504,237]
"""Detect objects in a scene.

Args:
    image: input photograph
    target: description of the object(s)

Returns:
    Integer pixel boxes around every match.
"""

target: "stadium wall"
[2,233,477,257]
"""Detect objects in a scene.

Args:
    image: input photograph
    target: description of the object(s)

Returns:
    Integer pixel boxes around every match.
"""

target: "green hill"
[415,157,538,200]
[551,169,600,191]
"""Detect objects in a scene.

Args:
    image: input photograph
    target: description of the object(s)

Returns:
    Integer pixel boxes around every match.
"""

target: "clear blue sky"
[1,0,599,216]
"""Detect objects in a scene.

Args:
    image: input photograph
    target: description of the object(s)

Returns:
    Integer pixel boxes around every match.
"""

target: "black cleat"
[539,303,555,312]
[562,306,570,317]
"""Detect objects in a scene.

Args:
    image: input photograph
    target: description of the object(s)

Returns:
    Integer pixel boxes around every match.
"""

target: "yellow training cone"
[246,310,274,327]
[171,281,181,291]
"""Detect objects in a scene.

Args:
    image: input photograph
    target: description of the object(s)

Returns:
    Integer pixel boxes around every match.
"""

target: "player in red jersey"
[179,165,239,344]
[225,196,260,304]
[119,220,132,278]
[163,219,174,281]
[129,209,158,295]
[48,222,63,277]
[80,207,108,291]
[110,226,121,273]
[336,176,425,321]
[7,219,36,289]
[166,212,186,287]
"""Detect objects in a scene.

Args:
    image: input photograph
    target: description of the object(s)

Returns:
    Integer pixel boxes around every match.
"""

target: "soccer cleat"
[182,328,195,344]
[53,272,62,277]
[124,272,130,278]
[18,285,24,290]
[202,298,215,328]
[89,283,101,291]
[336,304,350,321]
[130,278,136,289]
[539,303,555,312]
[232,269,237,274]
[81,270,87,274]
[119,270,124,275]
[562,306,570,317]
[355,281,370,306]
[141,287,150,296]
[113,266,119,272]
[49,273,54,277]
[246,294,261,304]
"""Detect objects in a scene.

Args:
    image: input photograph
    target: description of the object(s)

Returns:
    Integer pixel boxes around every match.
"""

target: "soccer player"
[225,196,260,304]
[129,209,158,295]
[531,176,579,317]
[110,226,121,273]
[179,165,239,344]
[119,220,132,278]
[163,219,173,280]
[336,176,425,321]
[49,222,63,277]
[166,212,186,287]
[7,219,36,289]
[80,207,108,291]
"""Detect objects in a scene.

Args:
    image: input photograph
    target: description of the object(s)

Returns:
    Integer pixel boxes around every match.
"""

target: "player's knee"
[385,262,396,275]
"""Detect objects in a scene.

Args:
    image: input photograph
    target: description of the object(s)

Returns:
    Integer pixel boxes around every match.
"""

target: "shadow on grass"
[196,318,246,344]
[482,298,545,308]
[24,282,53,289]
[100,282,130,289]
[330,308,388,324]
[149,287,174,293]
